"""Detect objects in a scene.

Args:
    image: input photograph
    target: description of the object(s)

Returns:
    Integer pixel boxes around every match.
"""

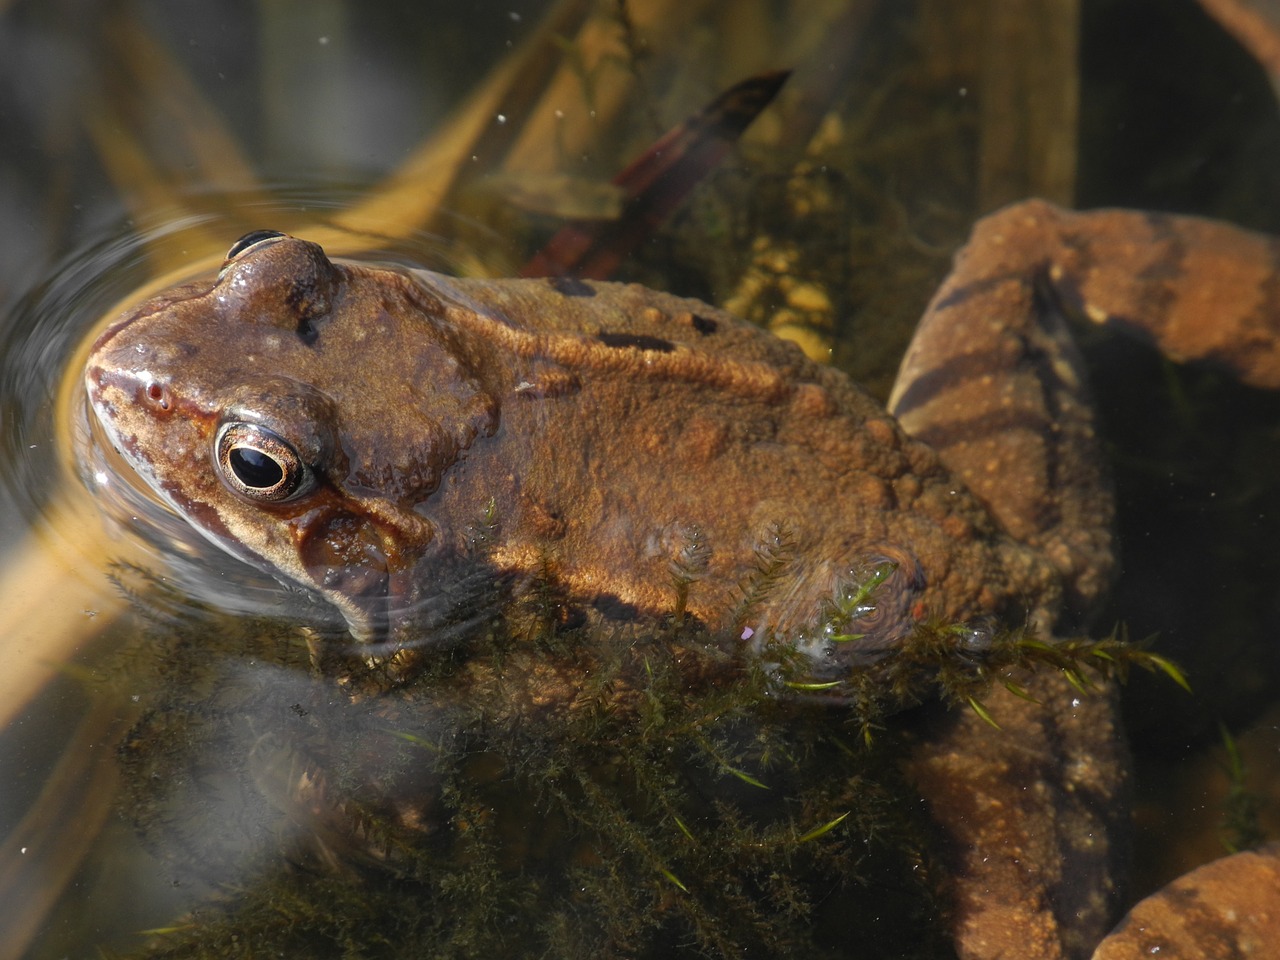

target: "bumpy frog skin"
[85,229,1065,670]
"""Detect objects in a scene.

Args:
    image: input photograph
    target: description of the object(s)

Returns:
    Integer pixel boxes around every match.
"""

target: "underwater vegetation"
[93,551,1181,960]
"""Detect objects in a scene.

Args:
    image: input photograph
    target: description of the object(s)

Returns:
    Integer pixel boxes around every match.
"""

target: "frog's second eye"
[225,230,287,262]
[216,422,313,502]
[218,231,289,279]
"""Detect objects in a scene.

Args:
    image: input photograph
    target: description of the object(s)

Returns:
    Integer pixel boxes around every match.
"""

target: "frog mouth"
[314,517,494,653]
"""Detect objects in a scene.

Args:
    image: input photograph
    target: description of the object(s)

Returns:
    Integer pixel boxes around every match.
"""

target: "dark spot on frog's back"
[596,331,676,352]
[689,313,717,335]
[547,276,596,298]
[284,252,339,344]
[289,287,322,344]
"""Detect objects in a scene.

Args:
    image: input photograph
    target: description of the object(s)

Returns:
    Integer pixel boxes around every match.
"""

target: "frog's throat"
[290,492,438,644]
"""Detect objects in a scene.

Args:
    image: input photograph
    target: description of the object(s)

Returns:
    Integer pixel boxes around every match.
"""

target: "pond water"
[3,1,1280,958]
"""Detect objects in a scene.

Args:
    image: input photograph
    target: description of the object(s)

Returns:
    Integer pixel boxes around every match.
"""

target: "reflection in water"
[0,223,180,747]
[82,579,949,958]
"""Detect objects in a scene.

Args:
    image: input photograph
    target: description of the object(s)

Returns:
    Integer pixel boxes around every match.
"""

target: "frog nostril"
[145,382,170,411]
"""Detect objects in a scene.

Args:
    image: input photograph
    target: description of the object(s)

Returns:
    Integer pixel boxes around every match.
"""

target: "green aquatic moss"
[1217,722,1264,855]
[97,552,1177,960]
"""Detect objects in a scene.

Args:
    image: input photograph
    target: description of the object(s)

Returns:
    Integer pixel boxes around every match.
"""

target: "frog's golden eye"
[215,421,313,502]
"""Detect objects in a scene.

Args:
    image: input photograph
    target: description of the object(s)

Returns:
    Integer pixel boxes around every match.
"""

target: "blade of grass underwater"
[499,0,709,176]
[333,0,594,240]
[723,763,771,790]
[520,70,789,279]
[83,107,229,275]
[0,699,127,959]
[1144,652,1192,694]
[105,13,262,197]
[660,867,690,892]
[84,12,265,274]
[796,811,850,843]
[966,696,1001,730]
[0,489,144,734]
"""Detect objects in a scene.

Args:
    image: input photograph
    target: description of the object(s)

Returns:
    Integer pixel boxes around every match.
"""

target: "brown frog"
[82,201,1280,959]
[84,228,1075,666]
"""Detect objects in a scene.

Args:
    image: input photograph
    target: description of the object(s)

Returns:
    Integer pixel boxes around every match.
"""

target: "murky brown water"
[3,1,1280,957]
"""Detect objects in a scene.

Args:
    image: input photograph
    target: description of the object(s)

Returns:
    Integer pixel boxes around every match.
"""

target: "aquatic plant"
[1217,722,1264,855]
[95,551,1179,959]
